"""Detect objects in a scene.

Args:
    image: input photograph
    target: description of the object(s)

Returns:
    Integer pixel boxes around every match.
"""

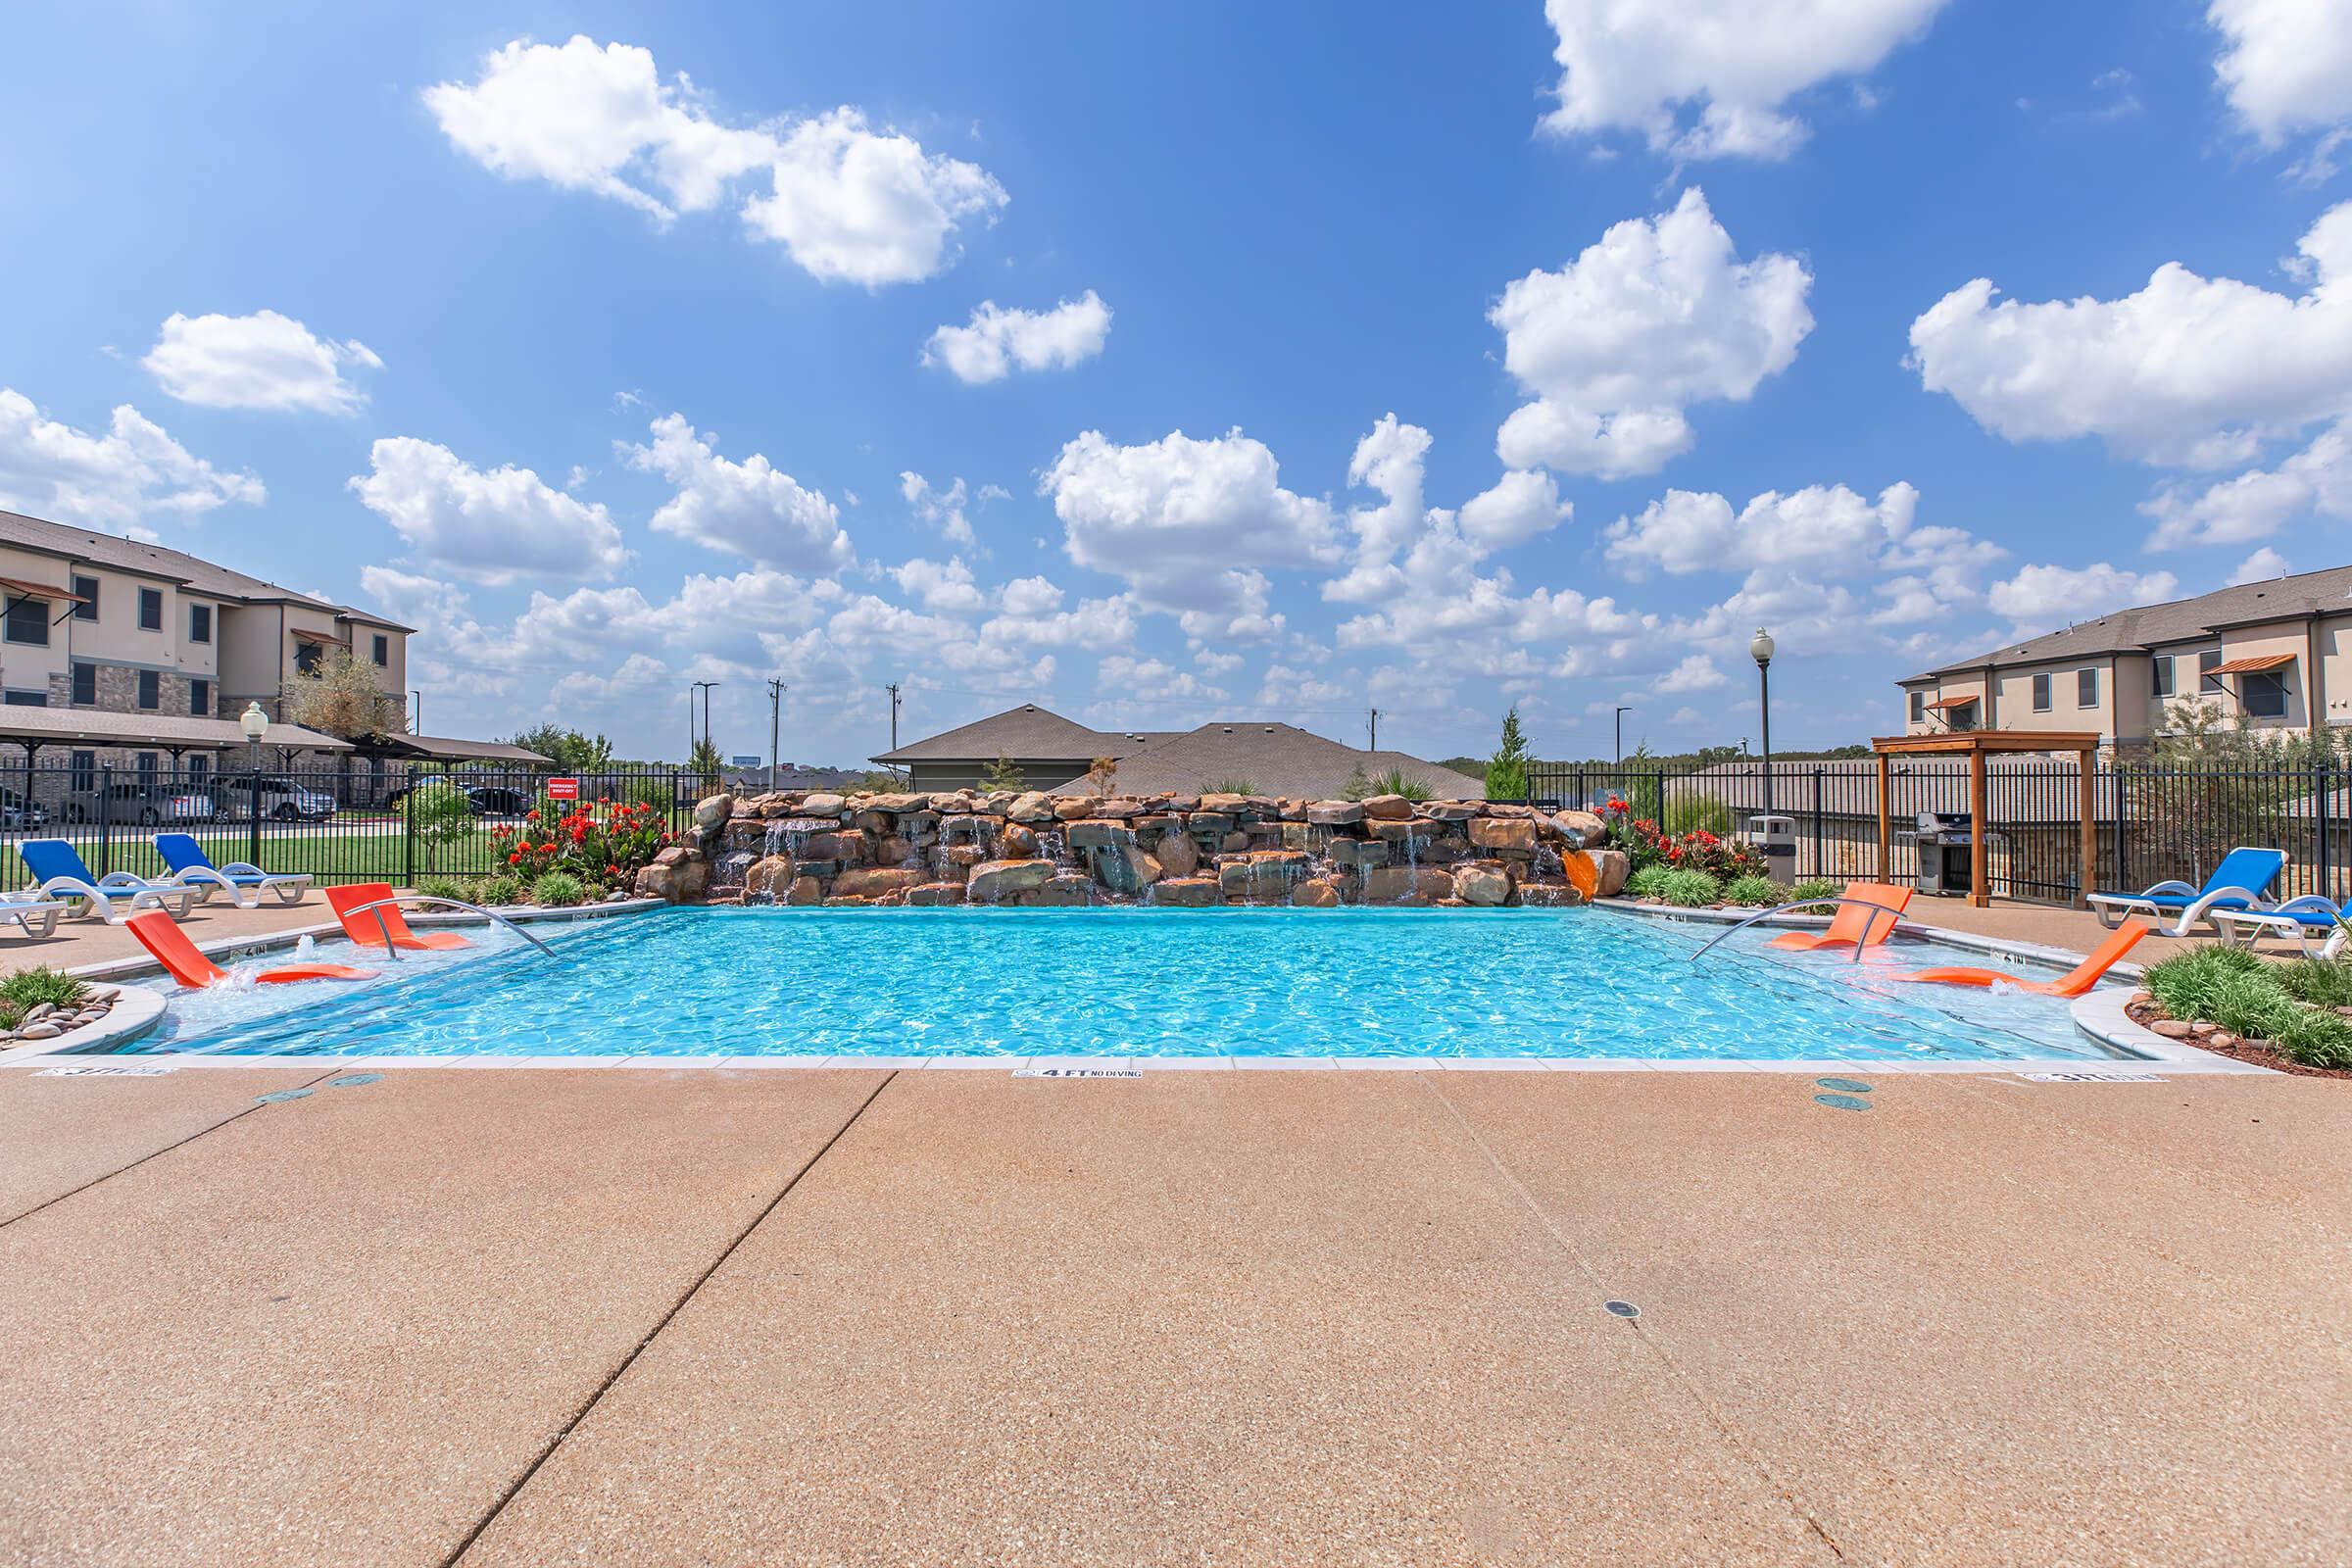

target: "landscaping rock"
[1006,791,1057,823]
[998,822,1040,858]
[1364,865,1454,904]
[1198,792,1251,813]
[1095,842,1162,895]
[1291,878,1343,907]
[797,792,846,816]
[783,875,822,906]
[20,1022,62,1040]
[1360,793,1413,820]
[1588,849,1631,898]
[1218,850,1310,900]
[1066,819,1134,850]
[1455,863,1513,906]
[693,793,735,830]
[1468,818,1538,853]
[1306,801,1364,826]
[832,866,926,899]
[797,831,865,864]
[2150,1019,2195,1039]
[1152,876,1220,906]
[743,855,794,900]
[634,846,709,904]
[1550,809,1607,848]
[1098,798,1146,818]
[1054,798,1101,821]
[1423,801,1481,822]
[1154,829,1200,878]
[966,858,1056,902]
[904,882,966,906]
[1022,873,1097,907]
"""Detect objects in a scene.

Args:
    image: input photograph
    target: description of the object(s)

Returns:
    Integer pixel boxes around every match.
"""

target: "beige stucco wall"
[215,603,284,711]
[2316,613,2351,729]
[0,545,72,699]
[1901,675,1989,735]
[1991,657,2119,739]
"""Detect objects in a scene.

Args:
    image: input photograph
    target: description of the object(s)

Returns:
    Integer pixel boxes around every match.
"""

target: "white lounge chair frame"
[166,861,312,909]
[2085,881,2279,937]
[31,873,197,924]
[0,893,70,939]
[2213,898,2351,959]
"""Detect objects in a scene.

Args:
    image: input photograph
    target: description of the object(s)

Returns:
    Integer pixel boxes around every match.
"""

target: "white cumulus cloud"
[143,310,380,414]
[1986,563,2180,638]
[1909,201,2352,468]
[2228,546,2292,584]
[424,36,1004,286]
[923,291,1110,383]
[1040,427,1340,615]
[0,388,264,530]
[901,471,977,546]
[623,414,853,571]
[349,436,628,585]
[1537,0,1949,161]
[2209,0,2352,155]
[1491,189,1813,478]
[1605,480,1940,577]
[2141,420,2352,547]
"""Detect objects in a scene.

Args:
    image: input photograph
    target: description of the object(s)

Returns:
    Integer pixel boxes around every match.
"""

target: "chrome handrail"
[339,895,556,962]
[1684,896,1916,966]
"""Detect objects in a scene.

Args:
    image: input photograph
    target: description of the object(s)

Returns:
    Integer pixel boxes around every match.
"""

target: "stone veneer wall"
[645,788,1635,908]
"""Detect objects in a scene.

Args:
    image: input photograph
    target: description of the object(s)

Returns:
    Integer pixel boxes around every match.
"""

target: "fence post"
[1811,766,1824,877]
[403,766,416,890]
[248,764,263,869]
[96,764,113,878]
[2317,753,2331,901]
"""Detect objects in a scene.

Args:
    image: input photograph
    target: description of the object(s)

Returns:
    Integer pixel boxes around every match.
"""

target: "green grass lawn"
[0,827,515,889]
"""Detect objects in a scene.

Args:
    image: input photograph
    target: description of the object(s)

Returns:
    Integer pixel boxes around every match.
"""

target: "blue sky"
[4,2,2350,766]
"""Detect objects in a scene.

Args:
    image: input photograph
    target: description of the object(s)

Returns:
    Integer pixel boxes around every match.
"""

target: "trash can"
[1743,813,1796,880]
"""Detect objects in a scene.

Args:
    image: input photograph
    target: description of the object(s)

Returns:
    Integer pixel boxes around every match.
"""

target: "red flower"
[507,851,521,864]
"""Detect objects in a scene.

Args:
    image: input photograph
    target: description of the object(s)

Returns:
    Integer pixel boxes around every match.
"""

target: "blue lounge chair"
[19,838,198,923]
[153,833,311,908]
[2213,896,2350,958]
[2085,846,2286,936]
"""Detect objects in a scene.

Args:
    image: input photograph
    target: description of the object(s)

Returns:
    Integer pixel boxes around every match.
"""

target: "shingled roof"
[1046,721,1487,800]
[871,704,1160,765]
[1902,563,2352,683]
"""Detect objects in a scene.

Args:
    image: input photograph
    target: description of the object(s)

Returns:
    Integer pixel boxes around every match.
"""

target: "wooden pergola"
[1871,731,2103,907]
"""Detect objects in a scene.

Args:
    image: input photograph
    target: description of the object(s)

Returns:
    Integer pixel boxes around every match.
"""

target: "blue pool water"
[126,906,2131,1063]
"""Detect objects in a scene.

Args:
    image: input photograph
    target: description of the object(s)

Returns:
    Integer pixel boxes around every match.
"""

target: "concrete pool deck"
[1,1064,2344,1565]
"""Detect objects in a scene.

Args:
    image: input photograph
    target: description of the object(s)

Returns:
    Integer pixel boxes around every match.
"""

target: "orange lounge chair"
[327,882,474,953]
[1891,922,2148,999]
[126,910,375,989]
[1767,881,1914,953]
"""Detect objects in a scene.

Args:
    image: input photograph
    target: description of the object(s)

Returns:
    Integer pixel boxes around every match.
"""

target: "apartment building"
[1896,564,2352,747]
[0,508,410,786]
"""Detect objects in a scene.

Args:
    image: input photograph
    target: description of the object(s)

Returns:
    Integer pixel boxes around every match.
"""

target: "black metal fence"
[0,761,707,890]
[1526,758,2352,906]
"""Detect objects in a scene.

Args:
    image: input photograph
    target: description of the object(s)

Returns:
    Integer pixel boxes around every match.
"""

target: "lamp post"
[239,701,269,867]
[1614,706,1632,767]
[691,680,719,773]
[1750,626,1776,813]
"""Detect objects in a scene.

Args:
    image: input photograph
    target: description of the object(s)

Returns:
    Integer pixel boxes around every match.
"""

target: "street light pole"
[766,678,786,791]
[1614,706,1632,766]
[1751,626,1776,814]
[691,680,719,769]
[239,701,268,868]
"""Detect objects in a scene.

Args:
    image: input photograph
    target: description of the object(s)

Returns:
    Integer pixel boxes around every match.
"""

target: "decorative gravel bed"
[2125,991,2352,1080]
[0,989,120,1046]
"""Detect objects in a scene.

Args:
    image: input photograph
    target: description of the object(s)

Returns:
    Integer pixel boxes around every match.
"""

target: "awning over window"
[2210,653,2295,674]
[0,577,86,603]
[289,628,348,646]
[1924,695,1980,710]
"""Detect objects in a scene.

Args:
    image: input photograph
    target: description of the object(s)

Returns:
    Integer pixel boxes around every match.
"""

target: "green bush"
[1723,875,1782,907]
[531,870,586,907]
[2277,957,2352,1009]
[2142,946,2265,1023]
[416,874,468,905]
[2142,944,2352,1068]
[1789,877,1838,912]
[2268,1005,2352,1070]
[1624,863,1675,902]
[1659,868,1723,907]
[407,779,476,872]
[0,965,87,1032]
[1203,777,1256,795]
[473,873,526,907]
[1664,795,1735,836]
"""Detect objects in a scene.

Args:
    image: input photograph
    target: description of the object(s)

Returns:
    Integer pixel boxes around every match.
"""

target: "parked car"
[464,786,532,817]
[0,787,46,829]
[63,783,216,826]
[214,772,337,822]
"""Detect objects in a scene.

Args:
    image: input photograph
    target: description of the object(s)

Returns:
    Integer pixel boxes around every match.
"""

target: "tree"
[1086,755,1119,794]
[509,724,615,772]
[280,648,404,740]
[1485,707,1532,801]
[688,737,723,788]
[407,779,475,872]
[977,752,1026,792]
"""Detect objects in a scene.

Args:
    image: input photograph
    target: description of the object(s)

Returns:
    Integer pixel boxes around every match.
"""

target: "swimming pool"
[123,906,2133,1064]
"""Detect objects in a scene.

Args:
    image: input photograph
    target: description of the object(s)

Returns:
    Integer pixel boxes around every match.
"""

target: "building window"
[2242,671,2289,719]
[1908,691,1925,722]
[134,753,157,785]
[69,750,95,792]
[2200,649,2225,694]
[72,576,98,621]
[2077,667,2098,708]
[1949,702,1979,732]
[2031,673,2051,712]
[136,669,160,710]
[138,587,163,631]
[4,596,49,646]
[189,604,212,644]
[2153,656,2174,698]
[371,632,389,666]
[189,677,210,717]
[71,662,96,706]
[295,640,322,676]
[1,689,46,708]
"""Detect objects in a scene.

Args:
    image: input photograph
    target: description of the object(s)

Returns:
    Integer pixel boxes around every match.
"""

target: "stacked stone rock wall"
[667,787,1633,908]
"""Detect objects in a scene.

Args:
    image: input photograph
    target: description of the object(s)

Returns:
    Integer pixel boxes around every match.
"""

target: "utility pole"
[767,678,786,790]
[1615,706,1632,766]
[886,682,902,752]
[691,680,719,767]
[1367,707,1380,752]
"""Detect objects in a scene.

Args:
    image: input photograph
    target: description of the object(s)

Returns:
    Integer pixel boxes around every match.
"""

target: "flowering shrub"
[1599,795,1768,881]
[490,797,677,894]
